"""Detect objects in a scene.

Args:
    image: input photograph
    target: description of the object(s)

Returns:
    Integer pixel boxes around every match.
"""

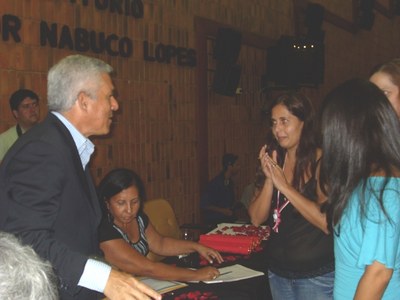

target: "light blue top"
[334,177,400,300]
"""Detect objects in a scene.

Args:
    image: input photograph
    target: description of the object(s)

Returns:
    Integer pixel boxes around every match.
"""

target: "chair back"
[143,198,181,261]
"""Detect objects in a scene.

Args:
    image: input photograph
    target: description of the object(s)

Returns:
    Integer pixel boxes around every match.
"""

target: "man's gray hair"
[47,54,113,112]
[0,232,58,300]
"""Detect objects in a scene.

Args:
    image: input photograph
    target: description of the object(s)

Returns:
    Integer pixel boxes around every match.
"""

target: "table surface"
[162,245,272,300]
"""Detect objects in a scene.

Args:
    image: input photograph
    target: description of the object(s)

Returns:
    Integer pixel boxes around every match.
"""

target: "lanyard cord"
[272,154,290,233]
[272,191,290,233]
[276,190,290,213]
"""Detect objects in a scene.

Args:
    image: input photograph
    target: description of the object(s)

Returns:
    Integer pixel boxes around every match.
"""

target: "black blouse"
[98,212,150,256]
[265,177,334,278]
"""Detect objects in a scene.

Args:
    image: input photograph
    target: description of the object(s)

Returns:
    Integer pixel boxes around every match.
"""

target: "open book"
[138,277,187,294]
[203,264,264,284]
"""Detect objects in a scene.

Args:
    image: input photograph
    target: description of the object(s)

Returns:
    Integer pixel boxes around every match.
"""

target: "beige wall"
[1,0,400,224]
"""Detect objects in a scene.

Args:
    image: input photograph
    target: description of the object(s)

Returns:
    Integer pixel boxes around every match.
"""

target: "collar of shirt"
[51,112,95,169]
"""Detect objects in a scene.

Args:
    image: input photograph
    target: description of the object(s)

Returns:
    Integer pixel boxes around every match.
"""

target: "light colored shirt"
[52,112,94,168]
[52,112,111,293]
[334,177,400,300]
[0,125,19,161]
[240,183,256,208]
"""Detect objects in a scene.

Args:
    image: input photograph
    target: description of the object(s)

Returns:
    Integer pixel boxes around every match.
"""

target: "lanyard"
[272,190,289,233]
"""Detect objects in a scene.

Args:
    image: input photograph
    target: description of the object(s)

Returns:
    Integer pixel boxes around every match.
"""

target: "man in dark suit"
[0,55,160,300]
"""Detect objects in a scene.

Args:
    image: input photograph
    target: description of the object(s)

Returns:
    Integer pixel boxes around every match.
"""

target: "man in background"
[0,55,160,300]
[200,153,244,226]
[0,89,40,161]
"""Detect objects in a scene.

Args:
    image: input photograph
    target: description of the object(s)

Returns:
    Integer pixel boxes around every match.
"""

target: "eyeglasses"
[19,102,39,110]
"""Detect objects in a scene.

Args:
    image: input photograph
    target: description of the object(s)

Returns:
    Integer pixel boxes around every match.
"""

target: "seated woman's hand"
[196,244,224,264]
[195,266,221,281]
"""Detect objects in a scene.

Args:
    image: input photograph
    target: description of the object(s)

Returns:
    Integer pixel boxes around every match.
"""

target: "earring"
[107,211,113,222]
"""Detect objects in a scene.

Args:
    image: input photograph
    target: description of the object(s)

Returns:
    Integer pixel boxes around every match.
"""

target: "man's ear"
[11,109,19,119]
[76,92,89,112]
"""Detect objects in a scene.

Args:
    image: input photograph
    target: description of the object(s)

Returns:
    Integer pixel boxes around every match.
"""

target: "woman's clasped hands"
[258,145,289,191]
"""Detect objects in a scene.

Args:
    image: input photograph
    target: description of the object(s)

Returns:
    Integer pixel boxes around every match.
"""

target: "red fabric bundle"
[199,234,261,254]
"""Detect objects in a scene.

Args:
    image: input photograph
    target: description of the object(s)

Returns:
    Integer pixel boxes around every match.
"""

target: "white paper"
[202,264,264,284]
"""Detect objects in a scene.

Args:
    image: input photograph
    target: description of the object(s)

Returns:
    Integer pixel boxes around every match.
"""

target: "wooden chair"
[143,198,181,261]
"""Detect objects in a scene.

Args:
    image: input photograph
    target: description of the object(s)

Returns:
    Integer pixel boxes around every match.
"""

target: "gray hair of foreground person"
[0,232,58,300]
[47,54,113,113]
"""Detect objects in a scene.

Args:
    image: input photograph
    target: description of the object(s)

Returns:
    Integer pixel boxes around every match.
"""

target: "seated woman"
[98,168,223,282]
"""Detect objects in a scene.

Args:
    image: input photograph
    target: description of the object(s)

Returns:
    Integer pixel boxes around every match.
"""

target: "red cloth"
[199,234,261,254]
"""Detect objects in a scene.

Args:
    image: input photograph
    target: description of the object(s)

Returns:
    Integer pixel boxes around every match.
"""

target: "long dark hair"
[256,92,319,193]
[98,168,147,215]
[320,78,400,228]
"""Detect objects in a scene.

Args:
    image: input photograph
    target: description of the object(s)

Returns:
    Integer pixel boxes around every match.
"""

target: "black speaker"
[358,0,375,30]
[212,62,242,96]
[395,0,400,15]
[213,28,242,65]
[305,3,325,41]
[358,10,375,30]
[305,3,324,30]
[295,39,325,86]
[265,36,324,87]
[266,37,297,87]
[360,0,375,10]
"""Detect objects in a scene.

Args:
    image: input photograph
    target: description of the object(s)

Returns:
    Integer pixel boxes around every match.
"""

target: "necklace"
[272,155,290,233]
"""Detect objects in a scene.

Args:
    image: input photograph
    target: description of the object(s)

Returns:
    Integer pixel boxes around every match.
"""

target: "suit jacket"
[0,113,103,300]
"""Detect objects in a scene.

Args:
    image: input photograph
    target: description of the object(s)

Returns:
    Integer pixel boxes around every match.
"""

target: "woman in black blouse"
[248,92,334,299]
[97,168,223,282]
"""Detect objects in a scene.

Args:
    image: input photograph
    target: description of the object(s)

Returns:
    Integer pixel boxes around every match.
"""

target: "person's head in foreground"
[0,231,58,300]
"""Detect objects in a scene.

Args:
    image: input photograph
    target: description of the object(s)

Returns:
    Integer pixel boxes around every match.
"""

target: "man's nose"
[111,97,119,111]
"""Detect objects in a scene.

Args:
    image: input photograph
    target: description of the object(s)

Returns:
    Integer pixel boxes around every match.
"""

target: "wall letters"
[40,22,133,57]
[1,10,196,66]
[70,0,144,18]
[143,41,196,67]
[1,14,21,42]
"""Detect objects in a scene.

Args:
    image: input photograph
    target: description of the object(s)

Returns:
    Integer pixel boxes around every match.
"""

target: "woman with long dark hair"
[249,92,334,299]
[321,79,400,299]
[97,168,223,282]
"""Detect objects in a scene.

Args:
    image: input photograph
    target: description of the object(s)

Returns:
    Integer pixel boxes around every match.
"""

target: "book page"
[202,264,264,284]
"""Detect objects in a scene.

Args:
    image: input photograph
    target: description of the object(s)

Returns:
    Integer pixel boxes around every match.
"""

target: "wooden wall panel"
[0,0,400,225]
